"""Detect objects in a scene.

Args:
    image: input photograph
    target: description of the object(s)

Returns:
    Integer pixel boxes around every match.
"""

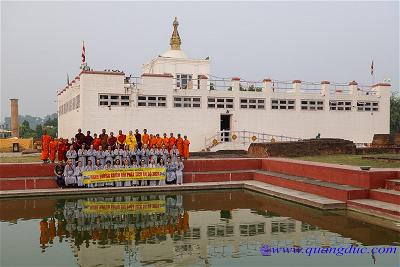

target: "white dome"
[161,49,188,59]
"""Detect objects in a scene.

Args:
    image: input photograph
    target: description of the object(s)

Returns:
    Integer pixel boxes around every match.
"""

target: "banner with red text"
[82,167,166,185]
[82,200,166,215]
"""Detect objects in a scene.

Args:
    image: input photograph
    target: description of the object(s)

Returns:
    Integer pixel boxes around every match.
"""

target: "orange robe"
[183,139,190,159]
[142,134,150,146]
[40,220,49,247]
[149,136,157,148]
[163,137,169,147]
[49,140,58,162]
[48,219,56,242]
[57,141,66,162]
[41,135,52,160]
[117,134,126,145]
[176,137,184,156]
[168,137,176,151]
[156,137,163,149]
[93,138,101,150]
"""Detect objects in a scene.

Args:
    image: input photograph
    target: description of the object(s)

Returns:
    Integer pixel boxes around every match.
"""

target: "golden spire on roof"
[170,17,181,50]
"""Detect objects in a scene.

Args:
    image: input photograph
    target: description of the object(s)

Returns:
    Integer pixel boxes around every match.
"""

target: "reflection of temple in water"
[38,193,356,267]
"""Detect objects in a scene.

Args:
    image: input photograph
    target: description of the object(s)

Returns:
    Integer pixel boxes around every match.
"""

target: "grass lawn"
[293,154,400,168]
[0,155,42,163]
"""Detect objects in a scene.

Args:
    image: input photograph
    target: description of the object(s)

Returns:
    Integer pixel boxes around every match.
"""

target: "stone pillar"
[10,99,19,138]
[263,79,272,94]
[321,81,330,111]
[348,81,358,95]
[231,77,240,91]
[199,75,208,90]
[320,80,330,96]
[292,80,301,94]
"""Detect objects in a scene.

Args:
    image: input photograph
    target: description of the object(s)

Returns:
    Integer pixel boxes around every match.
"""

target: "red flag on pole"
[370,60,374,76]
[82,41,86,63]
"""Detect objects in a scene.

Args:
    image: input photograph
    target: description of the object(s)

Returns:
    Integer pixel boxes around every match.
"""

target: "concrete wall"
[58,78,82,139]
[248,139,356,157]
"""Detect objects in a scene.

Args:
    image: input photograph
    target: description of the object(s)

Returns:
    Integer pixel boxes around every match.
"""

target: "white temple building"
[57,17,391,151]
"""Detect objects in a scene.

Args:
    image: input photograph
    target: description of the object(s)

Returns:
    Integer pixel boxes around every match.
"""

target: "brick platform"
[0,158,399,223]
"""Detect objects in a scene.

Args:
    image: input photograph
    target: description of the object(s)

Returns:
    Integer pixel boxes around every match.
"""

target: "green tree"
[20,120,36,138]
[44,117,57,127]
[390,92,400,133]
[35,124,43,139]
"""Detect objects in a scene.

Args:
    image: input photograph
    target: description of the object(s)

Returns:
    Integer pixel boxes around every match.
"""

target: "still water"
[0,190,399,267]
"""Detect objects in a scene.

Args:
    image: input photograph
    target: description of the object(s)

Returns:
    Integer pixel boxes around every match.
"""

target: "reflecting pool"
[0,190,399,267]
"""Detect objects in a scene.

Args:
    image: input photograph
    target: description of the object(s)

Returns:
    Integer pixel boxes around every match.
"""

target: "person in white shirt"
[86,145,96,166]
[170,145,179,163]
[122,145,131,165]
[175,156,184,185]
[74,160,85,187]
[104,146,114,167]
[66,146,77,166]
[148,158,158,186]
[94,159,104,187]
[158,158,166,186]
[114,159,123,187]
[138,159,147,186]
[77,144,87,166]
[96,145,106,166]
[104,160,114,187]
[85,159,95,188]
[64,159,76,187]
[122,159,133,187]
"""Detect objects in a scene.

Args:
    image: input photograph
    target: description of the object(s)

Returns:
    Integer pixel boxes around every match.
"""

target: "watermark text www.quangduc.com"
[259,244,398,257]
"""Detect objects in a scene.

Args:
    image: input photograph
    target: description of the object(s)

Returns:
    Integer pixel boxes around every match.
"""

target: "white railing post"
[231,77,240,91]
[321,80,330,96]
[293,80,301,94]
[348,81,358,95]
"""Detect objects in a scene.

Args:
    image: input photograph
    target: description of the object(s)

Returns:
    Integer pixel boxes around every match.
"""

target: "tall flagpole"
[371,60,375,85]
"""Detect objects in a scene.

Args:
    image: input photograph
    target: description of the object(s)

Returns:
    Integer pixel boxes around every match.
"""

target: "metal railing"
[209,79,233,91]
[205,130,301,150]
[172,78,201,90]
[300,82,323,94]
[239,81,264,92]
[271,81,294,93]
[124,76,142,91]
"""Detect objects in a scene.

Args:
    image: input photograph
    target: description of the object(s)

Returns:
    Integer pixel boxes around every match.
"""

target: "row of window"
[99,94,130,107]
[95,94,379,112]
[59,95,80,115]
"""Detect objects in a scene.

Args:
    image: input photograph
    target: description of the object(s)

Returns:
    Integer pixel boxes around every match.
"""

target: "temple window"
[329,100,352,111]
[240,98,265,109]
[357,101,379,111]
[98,94,130,107]
[208,97,234,109]
[271,99,296,110]
[301,99,324,111]
[137,95,166,107]
[176,74,193,89]
[173,96,201,108]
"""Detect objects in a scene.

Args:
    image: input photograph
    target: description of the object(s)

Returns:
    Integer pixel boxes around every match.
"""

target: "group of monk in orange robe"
[40,211,189,249]
[41,128,191,163]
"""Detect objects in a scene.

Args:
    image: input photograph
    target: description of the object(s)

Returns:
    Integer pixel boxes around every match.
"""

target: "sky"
[1,1,399,120]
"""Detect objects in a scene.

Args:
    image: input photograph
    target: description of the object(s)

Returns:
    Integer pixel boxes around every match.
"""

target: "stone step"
[369,188,400,205]
[347,199,400,221]
[244,180,346,210]
[385,179,400,191]
[254,170,369,202]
